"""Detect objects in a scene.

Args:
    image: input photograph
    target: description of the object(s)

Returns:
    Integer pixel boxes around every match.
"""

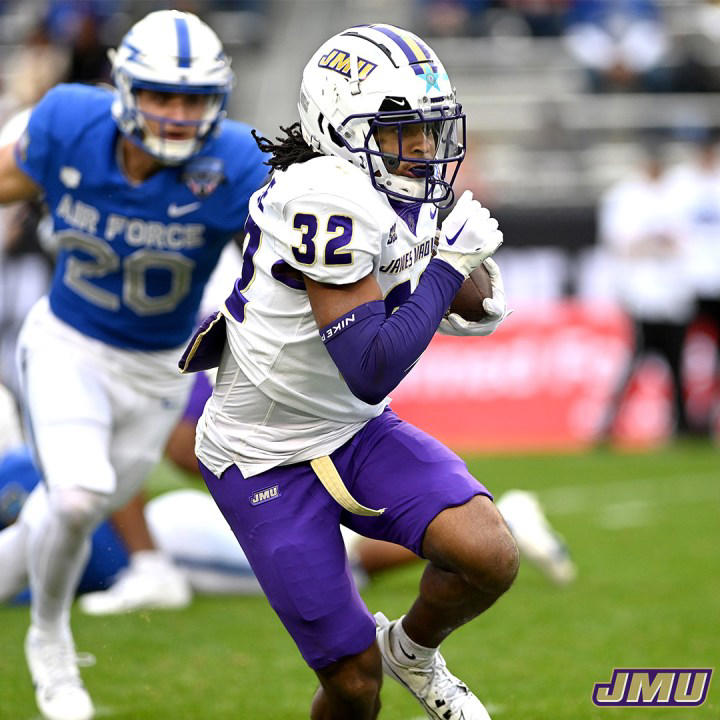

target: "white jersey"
[663,162,720,297]
[196,156,439,478]
[598,172,695,322]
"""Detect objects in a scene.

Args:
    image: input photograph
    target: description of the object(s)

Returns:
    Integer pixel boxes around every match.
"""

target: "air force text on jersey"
[13,83,267,349]
[57,193,206,250]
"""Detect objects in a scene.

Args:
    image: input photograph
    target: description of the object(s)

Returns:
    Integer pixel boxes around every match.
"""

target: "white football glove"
[440,258,510,337]
[435,190,503,277]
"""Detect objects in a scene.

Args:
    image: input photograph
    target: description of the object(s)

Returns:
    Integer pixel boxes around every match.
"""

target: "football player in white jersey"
[184,24,515,720]
[0,10,267,720]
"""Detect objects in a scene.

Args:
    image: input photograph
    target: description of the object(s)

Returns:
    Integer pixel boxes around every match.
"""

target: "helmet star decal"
[423,67,440,92]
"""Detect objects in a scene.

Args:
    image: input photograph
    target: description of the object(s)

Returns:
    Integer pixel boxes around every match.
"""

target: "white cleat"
[78,552,192,615]
[496,490,577,586]
[25,627,95,720]
[375,612,492,720]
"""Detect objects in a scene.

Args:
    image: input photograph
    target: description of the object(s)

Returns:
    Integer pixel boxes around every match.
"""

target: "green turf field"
[1,442,718,720]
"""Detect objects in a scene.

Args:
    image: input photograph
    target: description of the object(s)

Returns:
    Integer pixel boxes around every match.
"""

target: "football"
[448,264,492,321]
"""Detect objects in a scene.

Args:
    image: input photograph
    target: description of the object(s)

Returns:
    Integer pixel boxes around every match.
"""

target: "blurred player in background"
[663,132,720,436]
[597,141,695,440]
[185,24,517,720]
[0,9,267,720]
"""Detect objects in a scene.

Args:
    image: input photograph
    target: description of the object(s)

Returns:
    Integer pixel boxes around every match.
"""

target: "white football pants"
[16,298,192,635]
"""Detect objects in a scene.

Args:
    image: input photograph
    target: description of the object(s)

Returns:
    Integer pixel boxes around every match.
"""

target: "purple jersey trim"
[178,311,226,373]
[388,197,423,235]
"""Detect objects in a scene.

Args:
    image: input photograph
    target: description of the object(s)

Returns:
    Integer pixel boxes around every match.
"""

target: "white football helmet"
[109,10,233,165]
[298,24,466,205]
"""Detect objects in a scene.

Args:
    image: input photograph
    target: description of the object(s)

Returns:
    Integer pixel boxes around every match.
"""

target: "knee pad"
[48,486,111,535]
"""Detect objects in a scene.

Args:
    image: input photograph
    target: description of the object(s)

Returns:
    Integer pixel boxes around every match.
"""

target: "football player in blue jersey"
[0,10,267,720]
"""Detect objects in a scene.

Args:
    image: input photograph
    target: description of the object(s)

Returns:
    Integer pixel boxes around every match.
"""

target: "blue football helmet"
[109,10,233,165]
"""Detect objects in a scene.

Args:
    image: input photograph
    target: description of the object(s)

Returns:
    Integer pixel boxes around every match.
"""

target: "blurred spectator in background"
[0,21,66,398]
[419,0,570,37]
[64,11,112,85]
[663,131,720,434]
[563,0,672,93]
[0,108,53,399]
[671,0,720,93]
[1,21,69,120]
[419,0,492,37]
[597,139,695,440]
[43,0,118,84]
[502,0,571,37]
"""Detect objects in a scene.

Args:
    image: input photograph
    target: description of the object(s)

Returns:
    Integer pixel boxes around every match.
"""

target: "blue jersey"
[15,84,268,349]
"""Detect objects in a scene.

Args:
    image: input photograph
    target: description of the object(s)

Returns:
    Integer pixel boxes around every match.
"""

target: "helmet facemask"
[359,99,465,206]
[114,70,227,165]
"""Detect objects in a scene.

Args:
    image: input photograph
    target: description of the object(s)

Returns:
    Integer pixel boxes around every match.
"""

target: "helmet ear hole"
[316,113,344,149]
[327,124,345,149]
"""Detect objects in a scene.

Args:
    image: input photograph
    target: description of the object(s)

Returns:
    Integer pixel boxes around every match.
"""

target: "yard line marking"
[596,500,653,529]
[91,707,118,718]
[485,702,506,715]
[537,472,719,516]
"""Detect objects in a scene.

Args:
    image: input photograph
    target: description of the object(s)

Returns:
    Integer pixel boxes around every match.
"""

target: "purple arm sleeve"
[319,258,463,405]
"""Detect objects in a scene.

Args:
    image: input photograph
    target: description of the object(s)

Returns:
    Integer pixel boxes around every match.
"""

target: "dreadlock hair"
[251,122,323,172]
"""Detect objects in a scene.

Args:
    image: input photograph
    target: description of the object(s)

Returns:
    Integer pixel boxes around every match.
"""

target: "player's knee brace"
[48,486,111,535]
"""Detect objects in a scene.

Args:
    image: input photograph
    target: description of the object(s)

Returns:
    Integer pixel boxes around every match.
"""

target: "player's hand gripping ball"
[448,262,493,321]
[445,258,508,338]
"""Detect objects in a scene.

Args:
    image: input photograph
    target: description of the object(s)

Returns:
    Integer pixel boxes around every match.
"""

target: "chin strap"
[429,176,454,208]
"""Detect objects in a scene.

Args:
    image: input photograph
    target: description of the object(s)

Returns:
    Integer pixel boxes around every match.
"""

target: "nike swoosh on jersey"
[430,206,438,220]
[167,201,201,217]
[444,219,468,246]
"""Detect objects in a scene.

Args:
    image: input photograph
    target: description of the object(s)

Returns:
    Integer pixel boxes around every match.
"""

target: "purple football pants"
[199,408,491,670]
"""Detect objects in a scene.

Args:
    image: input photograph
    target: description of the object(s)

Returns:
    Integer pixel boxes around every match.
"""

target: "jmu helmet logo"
[593,668,712,707]
[318,49,377,81]
[250,485,281,506]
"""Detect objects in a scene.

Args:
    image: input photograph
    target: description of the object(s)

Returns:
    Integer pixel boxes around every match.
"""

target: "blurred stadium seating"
[0,0,717,443]
[3,1,719,233]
